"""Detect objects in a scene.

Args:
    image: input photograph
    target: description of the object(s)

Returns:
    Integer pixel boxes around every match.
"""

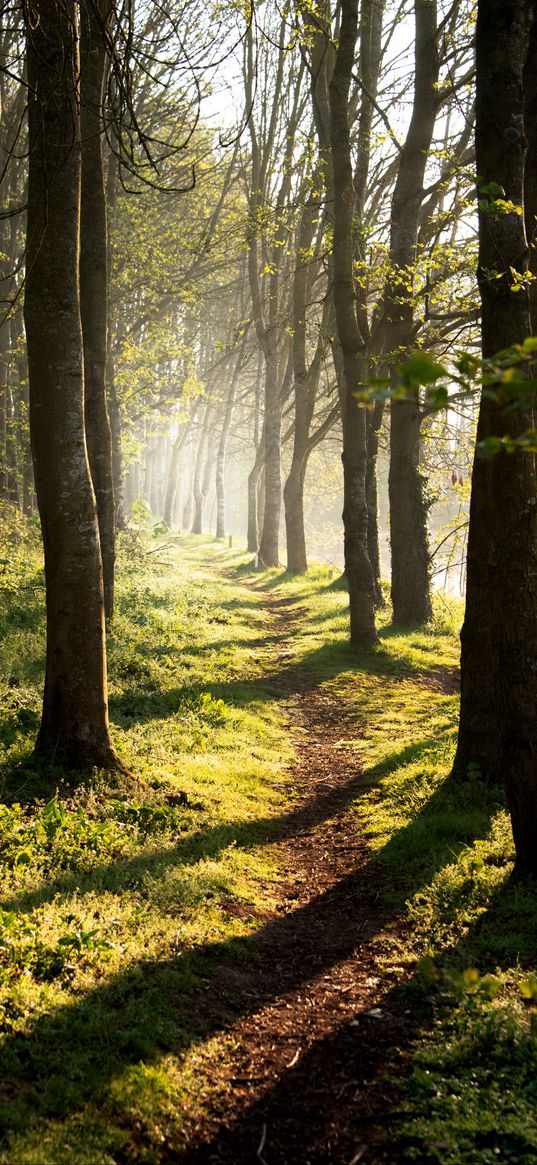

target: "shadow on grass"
[0,759,507,1161]
[0,568,479,1160]
[177,871,537,1165]
[2,735,483,922]
[106,640,457,729]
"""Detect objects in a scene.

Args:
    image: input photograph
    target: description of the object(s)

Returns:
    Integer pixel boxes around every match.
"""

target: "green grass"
[0,509,536,1163]
[219,555,537,1163]
[0,517,294,1164]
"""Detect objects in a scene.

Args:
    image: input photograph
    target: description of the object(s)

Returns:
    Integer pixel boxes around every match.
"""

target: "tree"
[243,12,306,566]
[384,0,439,626]
[453,0,537,877]
[24,0,116,767]
[283,158,339,575]
[80,0,116,619]
[329,0,378,645]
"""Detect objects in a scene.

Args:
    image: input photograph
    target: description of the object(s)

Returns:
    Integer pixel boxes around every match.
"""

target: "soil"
[164,583,438,1165]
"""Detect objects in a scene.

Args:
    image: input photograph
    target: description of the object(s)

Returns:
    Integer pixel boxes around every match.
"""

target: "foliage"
[362,340,537,455]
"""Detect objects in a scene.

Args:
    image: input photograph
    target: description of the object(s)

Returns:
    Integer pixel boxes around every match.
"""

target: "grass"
[0,514,293,1164]
[0,507,536,1163]
[218,555,537,1163]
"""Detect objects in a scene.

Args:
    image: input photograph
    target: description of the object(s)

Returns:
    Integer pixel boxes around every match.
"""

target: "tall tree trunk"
[107,353,125,528]
[247,442,264,553]
[6,388,20,508]
[385,0,438,626]
[182,469,194,532]
[258,340,281,566]
[366,400,385,605]
[191,404,210,535]
[257,466,266,542]
[216,372,239,540]
[173,472,184,529]
[247,363,264,552]
[329,0,378,646]
[24,0,115,767]
[79,0,116,619]
[164,423,188,529]
[453,0,537,878]
[284,168,328,576]
[0,268,9,501]
[284,455,308,574]
[524,11,537,332]
[200,419,216,535]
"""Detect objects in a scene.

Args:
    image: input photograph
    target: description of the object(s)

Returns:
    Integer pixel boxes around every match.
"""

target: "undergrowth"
[229,554,537,1164]
[0,513,291,1164]
[0,509,535,1163]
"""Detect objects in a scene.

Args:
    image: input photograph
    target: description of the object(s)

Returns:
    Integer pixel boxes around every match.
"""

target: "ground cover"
[0,511,536,1164]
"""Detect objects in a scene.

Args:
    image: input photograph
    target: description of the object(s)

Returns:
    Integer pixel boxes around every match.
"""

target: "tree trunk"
[247,444,263,553]
[284,455,307,574]
[24,0,115,767]
[258,347,281,566]
[524,12,537,332]
[0,286,9,500]
[182,469,194,531]
[247,365,264,552]
[79,0,116,620]
[216,364,240,540]
[107,354,125,529]
[366,401,385,605]
[164,426,185,529]
[329,0,378,646]
[6,388,20,508]
[199,421,216,535]
[453,0,537,878]
[191,404,210,535]
[385,0,438,626]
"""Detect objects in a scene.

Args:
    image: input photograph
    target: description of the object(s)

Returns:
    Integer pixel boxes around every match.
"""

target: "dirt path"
[171,584,414,1165]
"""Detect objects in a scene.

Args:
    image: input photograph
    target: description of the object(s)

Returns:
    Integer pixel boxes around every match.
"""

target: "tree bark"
[524,10,537,331]
[366,400,385,605]
[385,0,438,626]
[0,217,10,501]
[258,342,282,566]
[247,442,264,553]
[247,362,264,552]
[164,424,186,528]
[182,470,194,531]
[191,403,211,535]
[216,368,239,540]
[329,0,378,645]
[24,0,115,767]
[79,0,116,619]
[284,457,308,574]
[284,169,330,575]
[453,0,537,878]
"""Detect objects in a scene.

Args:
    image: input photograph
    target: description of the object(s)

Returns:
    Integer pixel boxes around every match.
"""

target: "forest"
[0,0,537,1161]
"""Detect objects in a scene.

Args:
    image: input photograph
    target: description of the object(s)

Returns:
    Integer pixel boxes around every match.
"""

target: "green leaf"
[520,974,537,1001]
[403,350,449,386]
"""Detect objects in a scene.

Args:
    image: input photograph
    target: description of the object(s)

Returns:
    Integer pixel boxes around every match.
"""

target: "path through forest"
[176,575,414,1164]
[3,539,527,1165]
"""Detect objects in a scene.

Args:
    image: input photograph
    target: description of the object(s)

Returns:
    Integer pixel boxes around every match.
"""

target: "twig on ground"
[257,1122,268,1165]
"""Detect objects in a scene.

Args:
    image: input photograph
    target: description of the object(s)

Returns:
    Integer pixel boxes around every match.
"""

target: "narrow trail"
[173,579,414,1165]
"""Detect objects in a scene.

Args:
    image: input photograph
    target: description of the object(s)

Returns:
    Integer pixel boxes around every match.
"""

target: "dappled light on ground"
[0,538,535,1164]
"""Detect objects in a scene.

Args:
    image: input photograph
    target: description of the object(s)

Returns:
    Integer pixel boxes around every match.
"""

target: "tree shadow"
[1,736,475,922]
[107,628,458,730]
[0,761,502,1161]
[176,871,537,1165]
